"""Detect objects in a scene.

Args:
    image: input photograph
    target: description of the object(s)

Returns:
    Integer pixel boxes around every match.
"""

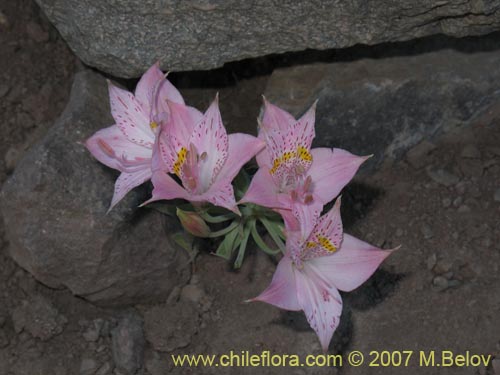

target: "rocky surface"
[36,0,500,77]
[0,69,190,306]
[263,46,500,169]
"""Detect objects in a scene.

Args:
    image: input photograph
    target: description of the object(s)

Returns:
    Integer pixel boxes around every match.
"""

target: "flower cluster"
[86,63,395,351]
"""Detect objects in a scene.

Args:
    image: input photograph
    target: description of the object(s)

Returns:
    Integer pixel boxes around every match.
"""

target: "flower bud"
[176,208,211,237]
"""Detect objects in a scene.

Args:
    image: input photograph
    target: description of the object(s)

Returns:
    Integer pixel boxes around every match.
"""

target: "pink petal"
[250,256,301,311]
[108,82,153,147]
[240,167,285,209]
[86,125,151,173]
[217,133,264,183]
[134,62,165,112]
[308,148,368,204]
[290,101,316,151]
[302,198,343,260]
[295,264,343,352]
[197,180,240,214]
[307,233,394,292]
[109,168,152,211]
[261,98,296,132]
[255,144,271,169]
[165,100,203,145]
[189,98,228,191]
[145,170,190,204]
[290,202,322,241]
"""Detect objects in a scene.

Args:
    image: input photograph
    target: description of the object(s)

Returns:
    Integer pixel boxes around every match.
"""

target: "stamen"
[97,139,115,158]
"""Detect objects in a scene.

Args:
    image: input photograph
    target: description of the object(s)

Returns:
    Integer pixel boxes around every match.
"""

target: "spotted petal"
[307,234,394,293]
[295,264,343,352]
[110,168,152,211]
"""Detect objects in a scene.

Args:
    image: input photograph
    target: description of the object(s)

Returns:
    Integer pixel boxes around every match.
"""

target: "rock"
[494,188,500,202]
[0,84,9,98]
[144,302,199,352]
[0,70,190,306]
[4,146,21,174]
[460,144,481,159]
[80,358,99,375]
[96,362,112,375]
[426,167,459,187]
[406,140,436,169]
[0,10,9,29]
[83,319,104,342]
[457,204,471,213]
[12,295,67,341]
[26,21,49,43]
[180,284,205,305]
[432,276,449,291]
[0,315,5,327]
[0,329,9,348]
[264,47,500,169]
[426,254,437,271]
[35,1,500,77]
[420,224,434,240]
[492,358,500,374]
[458,158,483,177]
[442,198,451,208]
[111,312,144,375]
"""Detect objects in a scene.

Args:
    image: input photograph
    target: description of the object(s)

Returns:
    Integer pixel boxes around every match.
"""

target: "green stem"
[250,220,280,255]
[260,218,286,254]
[234,220,252,268]
[207,220,239,238]
[198,211,235,224]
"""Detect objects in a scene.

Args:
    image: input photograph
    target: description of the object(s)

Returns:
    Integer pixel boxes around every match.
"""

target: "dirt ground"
[0,1,499,375]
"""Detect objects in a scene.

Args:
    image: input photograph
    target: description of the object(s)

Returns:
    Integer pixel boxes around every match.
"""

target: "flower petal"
[86,125,151,173]
[108,82,153,147]
[165,100,203,145]
[189,98,228,191]
[295,264,343,352]
[308,148,368,204]
[240,167,285,209]
[109,168,152,211]
[145,170,190,204]
[302,197,343,260]
[291,101,316,152]
[250,256,301,311]
[307,233,394,292]
[217,133,264,183]
[261,98,296,132]
[134,62,165,112]
[198,180,240,214]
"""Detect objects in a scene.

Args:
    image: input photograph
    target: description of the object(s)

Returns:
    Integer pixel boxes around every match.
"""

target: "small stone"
[180,284,205,305]
[166,286,181,305]
[80,358,98,375]
[460,144,481,159]
[96,362,112,375]
[4,146,22,173]
[481,237,492,248]
[395,228,404,237]
[457,205,471,213]
[432,276,449,291]
[492,358,500,374]
[455,181,467,195]
[420,224,434,240]
[447,279,462,288]
[0,315,5,327]
[12,295,67,341]
[426,254,437,270]
[442,198,451,208]
[406,141,436,169]
[26,21,49,43]
[0,329,9,348]
[433,259,453,275]
[453,196,463,207]
[494,188,500,202]
[111,312,144,375]
[426,167,459,187]
[83,319,104,342]
[0,11,9,29]
[0,84,9,98]
[458,159,483,177]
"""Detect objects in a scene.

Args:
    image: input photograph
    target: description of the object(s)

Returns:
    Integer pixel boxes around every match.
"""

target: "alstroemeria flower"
[241,99,368,228]
[250,199,394,351]
[86,63,192,210]
[145,96,265,213]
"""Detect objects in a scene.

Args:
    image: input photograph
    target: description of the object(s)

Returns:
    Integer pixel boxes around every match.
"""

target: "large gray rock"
[0,70,190,306]
[36,0,500,77]
[263,48,500,169]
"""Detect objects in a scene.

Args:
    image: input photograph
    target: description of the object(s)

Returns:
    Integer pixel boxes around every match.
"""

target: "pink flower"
[241,99,368,228]
[145,96,265,213]
[250,199,394,351]
[86,63,192,210]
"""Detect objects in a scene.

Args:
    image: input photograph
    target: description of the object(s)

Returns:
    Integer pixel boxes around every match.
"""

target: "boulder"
[263,47,500,169]
[36,0,500,77]
[0,70,190,306]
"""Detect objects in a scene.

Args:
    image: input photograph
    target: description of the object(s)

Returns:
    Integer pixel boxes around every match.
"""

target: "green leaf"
[215,226,240,259]
[234,220,252,269]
